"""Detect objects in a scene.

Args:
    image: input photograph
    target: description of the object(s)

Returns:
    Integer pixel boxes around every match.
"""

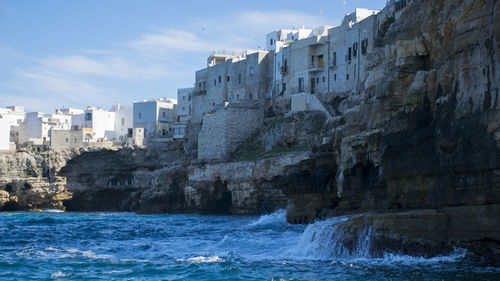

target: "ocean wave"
[379,248,468,264]
[50,271,68,278]
[42,209,65,213]
[288,216,470,264]
[177,256,224,263]
[249,209,287,227]
[44,247,112,260]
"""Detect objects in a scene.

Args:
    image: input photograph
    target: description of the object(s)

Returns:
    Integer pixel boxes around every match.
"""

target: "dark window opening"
[361,39,368,55]
[298,77,304,92]
[353,43,358,57]
[85,113,92,121]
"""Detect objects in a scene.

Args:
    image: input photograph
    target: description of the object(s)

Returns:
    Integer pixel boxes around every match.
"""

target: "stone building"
[192,49,273,161]
[192,50,271,125]
[50,129,86,150]
[133,98,177,138]
[197,100,260,161]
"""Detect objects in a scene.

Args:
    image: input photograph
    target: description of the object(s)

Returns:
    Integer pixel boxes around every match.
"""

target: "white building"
[111,104,133,142]
[19,112,72,145]
[0,116,11,151]
[56,107,84,116]
[72,106,115,141]
[173,88,193,139]
[0,106,25,146]
[133,98,177,137]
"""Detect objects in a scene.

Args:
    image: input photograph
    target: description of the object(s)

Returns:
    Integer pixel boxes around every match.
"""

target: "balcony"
[308,61,325,72]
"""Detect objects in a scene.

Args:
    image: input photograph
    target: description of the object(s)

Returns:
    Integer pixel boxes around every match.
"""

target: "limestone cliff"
[277,0,500,261]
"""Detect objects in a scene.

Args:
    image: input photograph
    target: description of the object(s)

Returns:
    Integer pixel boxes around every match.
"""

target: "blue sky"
[0,0,387,113]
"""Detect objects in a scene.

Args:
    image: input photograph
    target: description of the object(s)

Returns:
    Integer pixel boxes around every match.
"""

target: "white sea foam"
[288,216,468,264]
[177,256,224,263]
[249,209,287,227]
[43,209,65,213]
[50,271,67,278]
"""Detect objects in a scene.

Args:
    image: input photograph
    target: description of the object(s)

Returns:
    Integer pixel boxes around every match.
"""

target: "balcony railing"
[308,61,324,72]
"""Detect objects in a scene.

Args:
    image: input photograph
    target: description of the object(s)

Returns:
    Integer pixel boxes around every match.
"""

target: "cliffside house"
[133,98,177,138]
[173,87,193,139]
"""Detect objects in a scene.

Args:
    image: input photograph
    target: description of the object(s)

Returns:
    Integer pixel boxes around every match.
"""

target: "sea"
[0,210,499,280]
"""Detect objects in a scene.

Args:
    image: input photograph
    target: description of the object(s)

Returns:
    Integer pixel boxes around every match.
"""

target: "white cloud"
[37,55,170,79]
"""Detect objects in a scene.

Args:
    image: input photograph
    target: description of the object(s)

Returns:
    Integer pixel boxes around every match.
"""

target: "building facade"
[72,106,115,141]
[133,98,177,137]
[173,88,193,139]
[19,112,72,145]
[0,116,10,151]
[111,104,133,142]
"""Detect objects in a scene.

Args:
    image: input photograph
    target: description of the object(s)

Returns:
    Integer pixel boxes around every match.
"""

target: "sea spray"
[248,209,287,227]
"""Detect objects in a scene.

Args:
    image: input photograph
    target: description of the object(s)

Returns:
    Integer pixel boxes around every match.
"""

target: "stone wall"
[198,101,261,161]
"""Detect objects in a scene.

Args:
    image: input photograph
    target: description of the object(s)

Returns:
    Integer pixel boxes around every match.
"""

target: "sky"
[0,0,387,113]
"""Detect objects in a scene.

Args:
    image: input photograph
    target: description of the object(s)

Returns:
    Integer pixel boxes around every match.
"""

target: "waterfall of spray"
[287,216,375,260]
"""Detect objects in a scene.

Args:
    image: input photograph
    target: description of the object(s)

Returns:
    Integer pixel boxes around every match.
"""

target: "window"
[353,43,358,57]
[162,111,166,118]
[183,96,185,100]
[85,112,92,121]
[138,112,142,119]
[334,74,337,81]
[316,78,319,84]
[249,94,253,99]
[214,79,216,86]
[121,118,125,126]
[213,102,215,106]
[282,59,288,73]
[348,47,352,62]
[183,107,185,111]
[346,74,349,80]
[237,94,240,100]
[322,76,325,83]
[188,95,191,101]
[218,75,221,83]
[65,138,68,143]
[270,38,273,45]
[361,39,368,55]
[198,82,202,90]
[332,52,337,65]
[318,55,324,68]
[238,73,242,84]
[227,75,230,82]
[74,138,77,143]
[282,82,286,93]
[203,81,206,90]
[298,77,304,92]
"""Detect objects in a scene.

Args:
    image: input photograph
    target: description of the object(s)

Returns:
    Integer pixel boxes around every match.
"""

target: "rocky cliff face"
[279,0,500,261]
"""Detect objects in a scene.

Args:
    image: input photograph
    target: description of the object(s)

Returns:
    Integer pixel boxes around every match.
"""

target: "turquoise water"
[0,210,499,280]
